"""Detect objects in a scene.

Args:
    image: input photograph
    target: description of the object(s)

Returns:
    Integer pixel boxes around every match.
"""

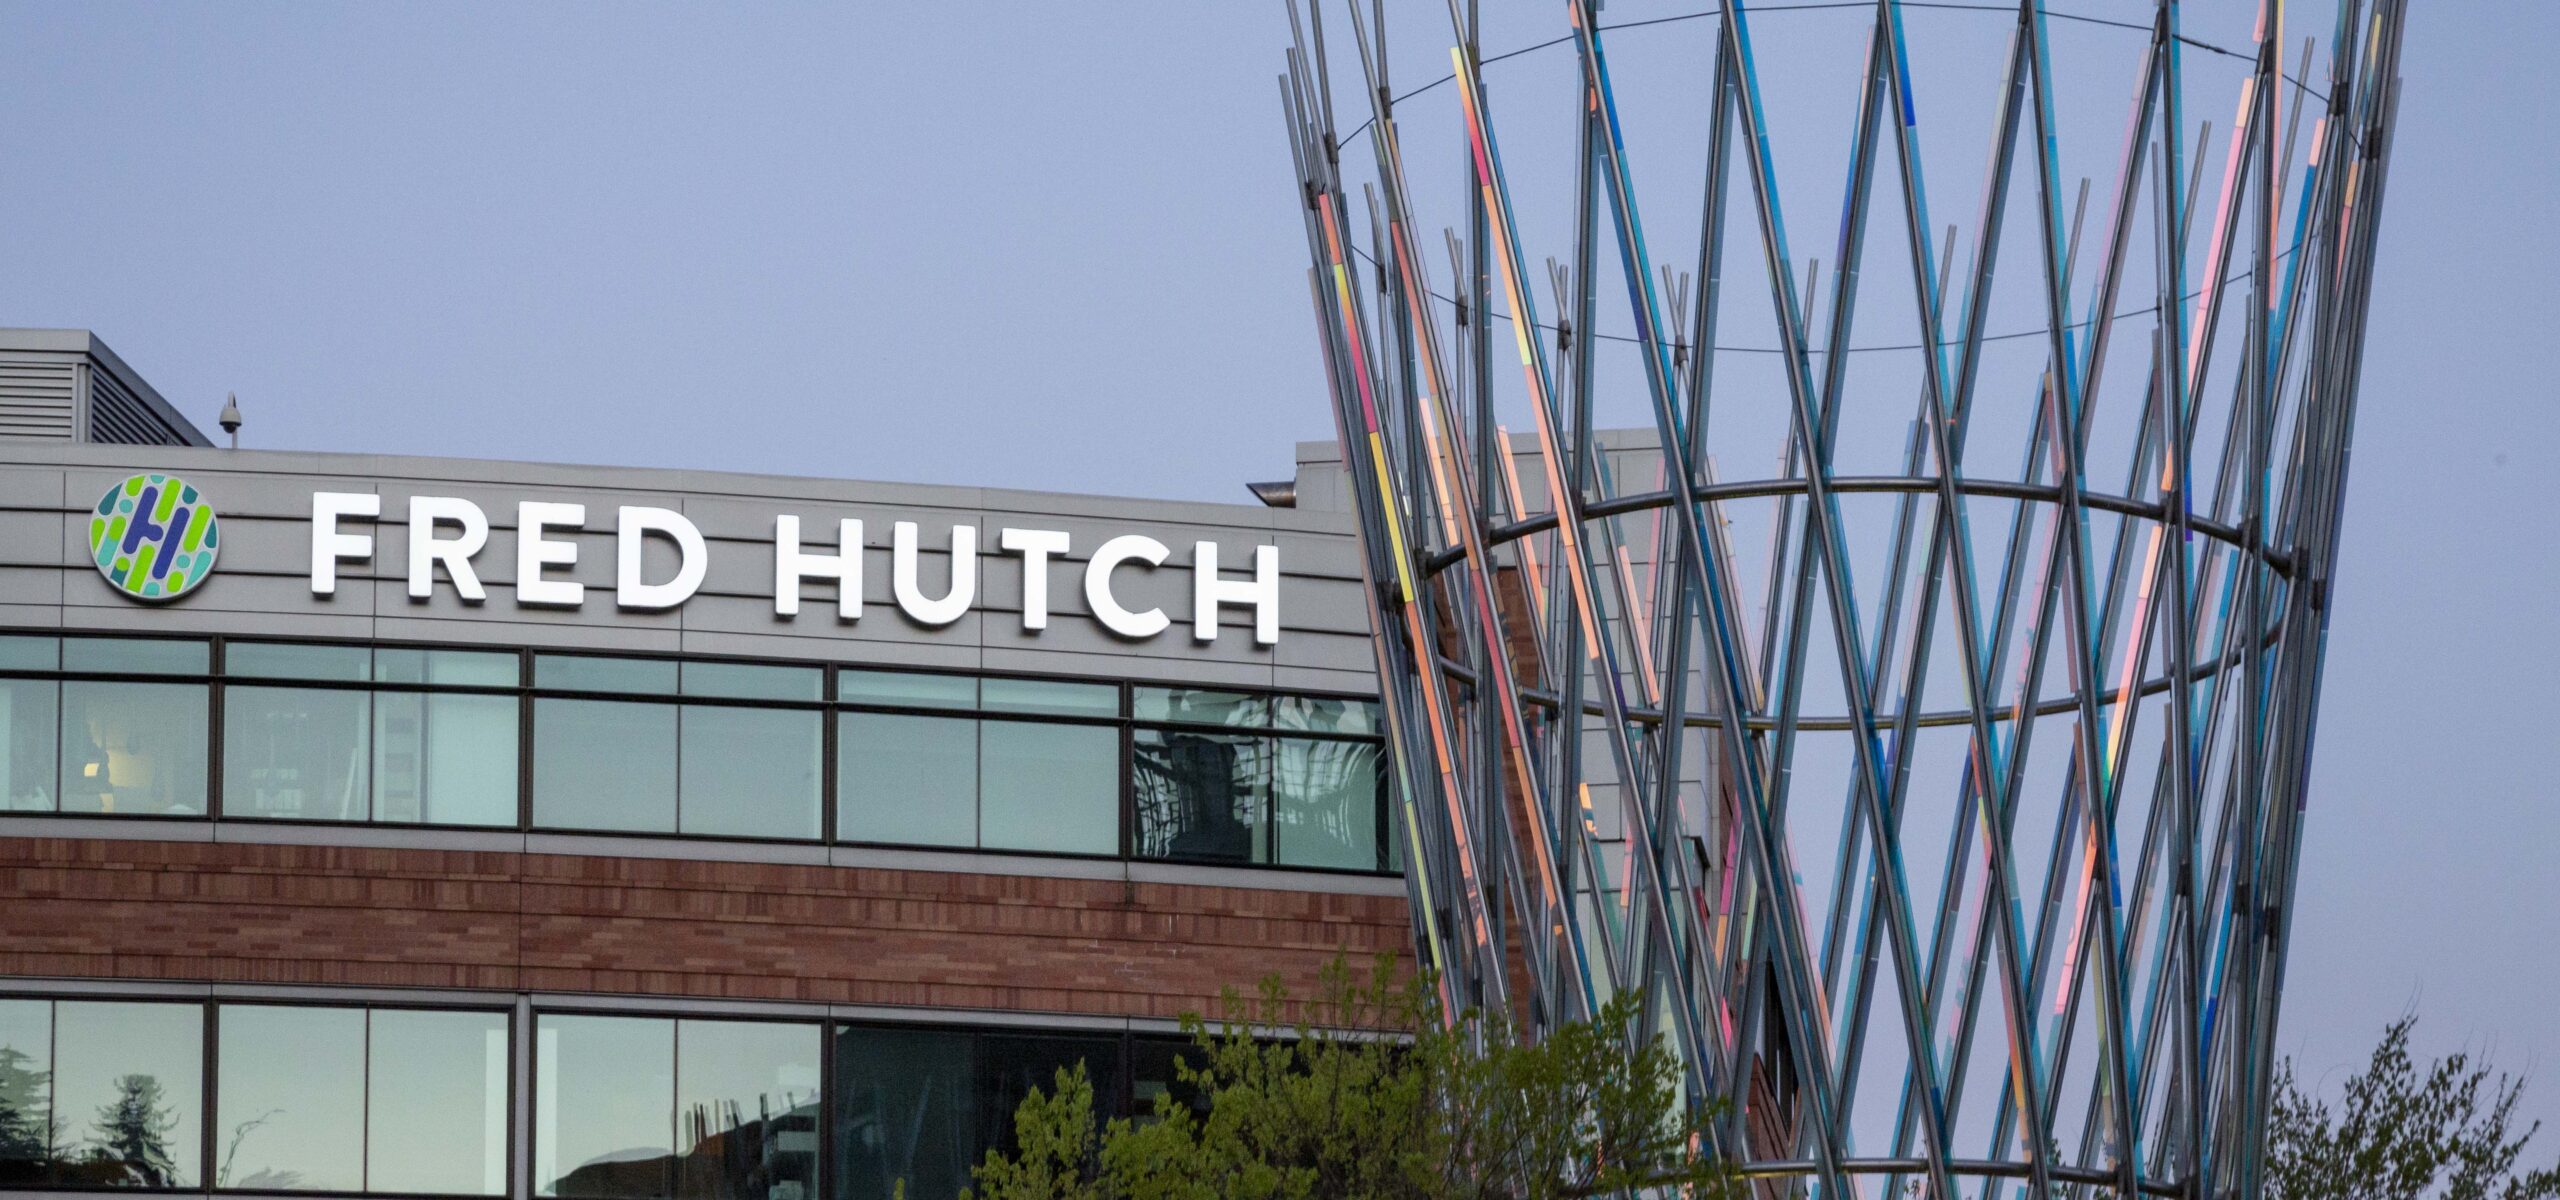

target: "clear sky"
[2,0,2550,1145]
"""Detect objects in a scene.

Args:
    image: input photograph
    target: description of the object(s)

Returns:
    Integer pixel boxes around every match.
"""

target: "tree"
[0,1045,53,1176]
[967,955,1732,1200]
[88,1074,180,1188]
[2269,1017,2560,1200]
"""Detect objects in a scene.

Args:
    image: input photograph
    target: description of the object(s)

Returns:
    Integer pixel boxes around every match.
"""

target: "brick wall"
[0,836,1413,1021]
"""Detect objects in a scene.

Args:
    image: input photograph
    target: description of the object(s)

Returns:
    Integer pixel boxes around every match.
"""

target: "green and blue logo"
[87,473,220,601]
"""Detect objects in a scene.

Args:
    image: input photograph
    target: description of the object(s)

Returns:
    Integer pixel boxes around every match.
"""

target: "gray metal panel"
[0,441,1375,695]
[0,329,211,447]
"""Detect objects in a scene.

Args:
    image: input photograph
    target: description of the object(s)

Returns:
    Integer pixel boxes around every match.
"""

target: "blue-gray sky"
[2,0,2550,1141]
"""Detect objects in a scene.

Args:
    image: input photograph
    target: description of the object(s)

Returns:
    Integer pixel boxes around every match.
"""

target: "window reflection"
[50,1001,202,1188]
[368,1009,509,1196]
[0,1000,51,1185]
[1132,729,1267,864]
[1273,738,1384,871]
[217,1005,364,1191]
[538,1016,819,1200]
[0,680,58,812]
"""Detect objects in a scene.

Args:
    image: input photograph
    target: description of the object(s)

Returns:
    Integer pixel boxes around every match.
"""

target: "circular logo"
[87,473,220,602]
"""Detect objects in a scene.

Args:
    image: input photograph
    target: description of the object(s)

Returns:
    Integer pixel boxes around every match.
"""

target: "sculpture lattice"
[1279,2,2406,1197]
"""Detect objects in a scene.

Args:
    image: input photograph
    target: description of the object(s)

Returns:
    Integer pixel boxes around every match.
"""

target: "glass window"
[51,1000,202,1188]
[978,678,1116,719]
[829,1027,1119,1200]
[538,1015,674,1200]
[224,686,372,821]
[0,635,60,671]
[1273,738,1384,871]
[374,648,517,687]
[62,638,208,676]
[368,1009,509,1196]
[681,663,821,704]
[980,721,1117,856]
[226,642,371,682]
[1133,688,1268,727]
[674,1022,820,1200]
[60,681,208,816]
[0,999,51,1185]
[375,692,519,826]
[0,679,58,812]
[837,713,975,848]
[538,655,678,696]
[834,671,974,712]
[831,1026,972,1200]
[1275,695,1380,736]
[679,707,822,840]
[1132,729,1268,864]
[216,1005,364,1191]
[535,699,677,832]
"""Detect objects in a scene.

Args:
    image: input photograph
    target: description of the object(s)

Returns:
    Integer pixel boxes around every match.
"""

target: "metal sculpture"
[1279,2,2405,1196]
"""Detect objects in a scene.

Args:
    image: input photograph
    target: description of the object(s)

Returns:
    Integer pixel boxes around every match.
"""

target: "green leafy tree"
[2269,1017,2559,1200]
[968,955,1732,1200]
[88,1074,180,1188]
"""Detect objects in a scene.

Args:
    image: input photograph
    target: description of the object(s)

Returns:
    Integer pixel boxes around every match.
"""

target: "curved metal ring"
[1733,1157,2179,1198]
[1419,474,2295,580]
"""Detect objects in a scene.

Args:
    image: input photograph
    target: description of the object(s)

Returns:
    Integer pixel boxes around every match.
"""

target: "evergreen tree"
[0,1046,51,1176]
[88,1074,179,1188]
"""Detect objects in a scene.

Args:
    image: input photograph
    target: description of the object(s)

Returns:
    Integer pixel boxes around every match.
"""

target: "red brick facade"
[0,836,1412,1020]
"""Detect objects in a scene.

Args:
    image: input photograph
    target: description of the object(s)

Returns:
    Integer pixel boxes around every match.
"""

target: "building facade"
[0,331,1405,1200]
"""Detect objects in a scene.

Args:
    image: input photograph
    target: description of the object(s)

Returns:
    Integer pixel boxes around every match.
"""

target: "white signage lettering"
[616,506,706,611]
[305,492,1280,643]
[407,496,489,602]
[310,492,380,597]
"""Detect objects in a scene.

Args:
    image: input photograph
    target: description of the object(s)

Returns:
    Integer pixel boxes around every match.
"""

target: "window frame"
[0,632,1393,876]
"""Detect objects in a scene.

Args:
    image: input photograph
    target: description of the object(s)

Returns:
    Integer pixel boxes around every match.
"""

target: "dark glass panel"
[1273,695,1380,736]
[830,1027,972,1200]
[1131,729,1268,864]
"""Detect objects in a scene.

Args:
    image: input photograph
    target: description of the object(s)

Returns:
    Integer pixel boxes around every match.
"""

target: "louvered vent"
[0,359,77,440]
[86,363,193,445]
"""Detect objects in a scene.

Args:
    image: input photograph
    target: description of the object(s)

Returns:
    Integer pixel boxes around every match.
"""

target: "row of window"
[0,635,1393,873]
[0,996,1201,1200]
